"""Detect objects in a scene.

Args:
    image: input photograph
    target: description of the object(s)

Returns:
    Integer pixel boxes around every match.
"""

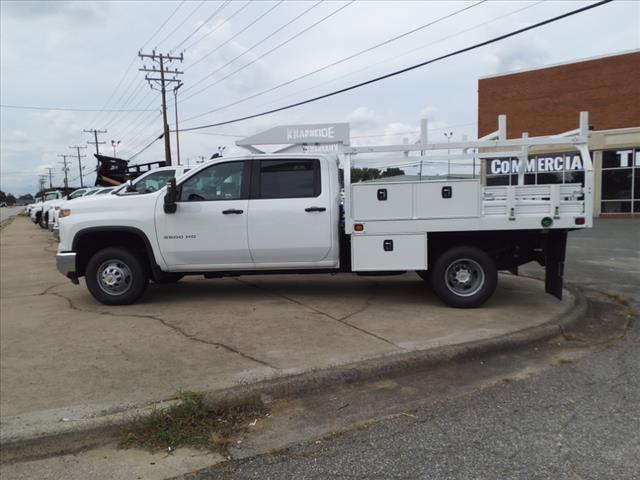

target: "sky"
[1,0,638,195]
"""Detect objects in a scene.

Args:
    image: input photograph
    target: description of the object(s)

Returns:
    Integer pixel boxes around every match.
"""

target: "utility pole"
[83,129,107,155]
[38,175,47,193]
[57,154,71,190]
[45,167,55,188]
[173,82,183,166]
[69,145,87,188]
[139,50,184,166]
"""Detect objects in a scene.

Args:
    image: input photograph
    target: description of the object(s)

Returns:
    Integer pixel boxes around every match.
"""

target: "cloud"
[491,41,548,74]
[1,0,111,23]
[346,106,383,130]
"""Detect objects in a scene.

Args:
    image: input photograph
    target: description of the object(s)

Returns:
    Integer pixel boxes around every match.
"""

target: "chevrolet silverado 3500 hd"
[56,114,593,308]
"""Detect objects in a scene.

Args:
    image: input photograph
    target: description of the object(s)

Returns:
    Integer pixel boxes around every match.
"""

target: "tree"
[380,168,405,178]
[0,190,6,202]
[350,167,406,183]
[6,194,16,205]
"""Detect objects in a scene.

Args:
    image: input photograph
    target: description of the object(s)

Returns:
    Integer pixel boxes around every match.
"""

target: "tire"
[85,247,149,305]
[430,246,497,308]
[39,213,48,229]
[152,273,184,284]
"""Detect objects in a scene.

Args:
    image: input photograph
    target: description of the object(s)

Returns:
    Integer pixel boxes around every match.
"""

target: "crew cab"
[56,114,594,308]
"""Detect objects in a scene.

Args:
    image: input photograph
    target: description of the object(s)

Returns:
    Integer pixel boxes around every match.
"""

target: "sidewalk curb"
[1,286,587,464]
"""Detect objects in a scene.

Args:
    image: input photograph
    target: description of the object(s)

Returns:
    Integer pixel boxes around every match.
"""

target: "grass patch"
[119,391,267,455]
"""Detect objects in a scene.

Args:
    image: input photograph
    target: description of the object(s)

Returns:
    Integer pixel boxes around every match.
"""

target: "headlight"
[54,206,60,210]
[59,209,71,218]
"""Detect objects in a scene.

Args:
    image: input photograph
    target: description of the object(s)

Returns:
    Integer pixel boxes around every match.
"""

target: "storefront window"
[600,147,640,214]
[601,201,632,213]
[486,153,585,186]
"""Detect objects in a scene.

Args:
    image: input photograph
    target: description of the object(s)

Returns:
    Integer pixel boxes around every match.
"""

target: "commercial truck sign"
[489,153,584,175]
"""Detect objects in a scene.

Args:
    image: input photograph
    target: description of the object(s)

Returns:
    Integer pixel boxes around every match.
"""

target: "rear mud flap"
[545,230,567,300]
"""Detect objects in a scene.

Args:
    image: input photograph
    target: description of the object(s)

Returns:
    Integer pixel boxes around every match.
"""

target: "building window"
[600,147,640,213]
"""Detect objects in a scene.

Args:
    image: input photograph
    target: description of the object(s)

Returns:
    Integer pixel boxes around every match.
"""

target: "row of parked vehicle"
[25,165,191,236]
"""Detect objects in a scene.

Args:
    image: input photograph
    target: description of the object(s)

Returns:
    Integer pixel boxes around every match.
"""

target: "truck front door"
[155,160,253,269]
[247,158,333,265]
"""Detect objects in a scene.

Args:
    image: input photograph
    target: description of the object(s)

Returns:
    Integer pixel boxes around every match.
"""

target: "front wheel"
[85,247,149,305]
[430,246,497,308]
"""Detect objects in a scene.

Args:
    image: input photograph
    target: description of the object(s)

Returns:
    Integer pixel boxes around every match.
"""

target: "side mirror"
[125,179,135,193]
[164,178,178,214]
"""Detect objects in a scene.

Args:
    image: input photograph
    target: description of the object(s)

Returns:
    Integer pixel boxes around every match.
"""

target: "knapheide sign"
[489,153,584,175]
[237,123,350,147]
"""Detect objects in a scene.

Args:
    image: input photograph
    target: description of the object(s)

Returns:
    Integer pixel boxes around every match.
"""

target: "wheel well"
[74,229,155,278]
[428,230,548,271]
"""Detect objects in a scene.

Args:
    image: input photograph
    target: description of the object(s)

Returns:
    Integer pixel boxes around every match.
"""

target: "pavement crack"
[235,278,401,349]
[46,291,277,370]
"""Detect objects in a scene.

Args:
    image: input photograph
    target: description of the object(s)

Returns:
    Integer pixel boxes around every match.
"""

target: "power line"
[156,0,207,51]
[180,0,485,119]
[127,131,165,161]
[181,0,355,100]
[142,1,187,51]
[90,1,188,128]
[0,104,156,112]
[187,0,285,71]
[181,1,252,53]
[183,0,323,95]
[172,0,232,52]
[204,1,543,125]
[178,0,613,132]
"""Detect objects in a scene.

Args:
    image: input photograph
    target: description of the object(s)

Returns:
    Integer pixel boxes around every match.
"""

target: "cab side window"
[180,161,247,202]
[258,159,320,199]
[133,170,175,194]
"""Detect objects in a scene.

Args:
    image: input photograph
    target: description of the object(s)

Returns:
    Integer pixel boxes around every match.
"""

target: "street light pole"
[111,140,121,157]
[444,131,453,178]
[173,82,183,166]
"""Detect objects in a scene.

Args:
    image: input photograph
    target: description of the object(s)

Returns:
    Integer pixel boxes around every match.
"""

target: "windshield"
[96,188,114,195]
[68,189,86,200]
[44,192,58,201]
[84,189,100,196]
[131,169,175,194]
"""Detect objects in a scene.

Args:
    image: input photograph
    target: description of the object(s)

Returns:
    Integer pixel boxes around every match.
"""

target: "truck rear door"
[247,158,333,265]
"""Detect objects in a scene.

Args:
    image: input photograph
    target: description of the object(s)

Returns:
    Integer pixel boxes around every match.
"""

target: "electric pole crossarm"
[140,68,184,74]
[144,76,183,83]
[138,52,183,62]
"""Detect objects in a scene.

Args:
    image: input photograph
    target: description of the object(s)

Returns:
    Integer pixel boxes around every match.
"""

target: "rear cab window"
[256,159,321,199]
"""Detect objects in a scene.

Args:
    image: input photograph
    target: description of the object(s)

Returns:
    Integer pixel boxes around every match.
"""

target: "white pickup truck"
[56,114,593,308]
[31,190,63,228]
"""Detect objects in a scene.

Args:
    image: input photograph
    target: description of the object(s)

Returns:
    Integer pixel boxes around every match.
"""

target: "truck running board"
[544,230,568,300]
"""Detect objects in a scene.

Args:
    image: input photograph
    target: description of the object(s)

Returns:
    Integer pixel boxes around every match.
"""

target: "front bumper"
[56,252,79,284]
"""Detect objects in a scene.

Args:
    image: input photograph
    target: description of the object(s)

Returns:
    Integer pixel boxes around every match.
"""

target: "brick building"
[478,50,640,217]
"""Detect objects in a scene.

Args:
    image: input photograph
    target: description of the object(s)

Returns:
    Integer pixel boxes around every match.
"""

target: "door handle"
[305,207,326,212]
[222,209,244,215]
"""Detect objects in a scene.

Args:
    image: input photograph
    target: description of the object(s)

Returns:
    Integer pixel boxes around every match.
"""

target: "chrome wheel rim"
[97,259,132,296]
[445,258,485,297]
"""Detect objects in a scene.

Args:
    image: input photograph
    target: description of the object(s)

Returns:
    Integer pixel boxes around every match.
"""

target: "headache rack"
[342,112,594,235]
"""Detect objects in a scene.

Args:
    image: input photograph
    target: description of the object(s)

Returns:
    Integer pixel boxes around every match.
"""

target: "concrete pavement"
[1,216,580,465]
